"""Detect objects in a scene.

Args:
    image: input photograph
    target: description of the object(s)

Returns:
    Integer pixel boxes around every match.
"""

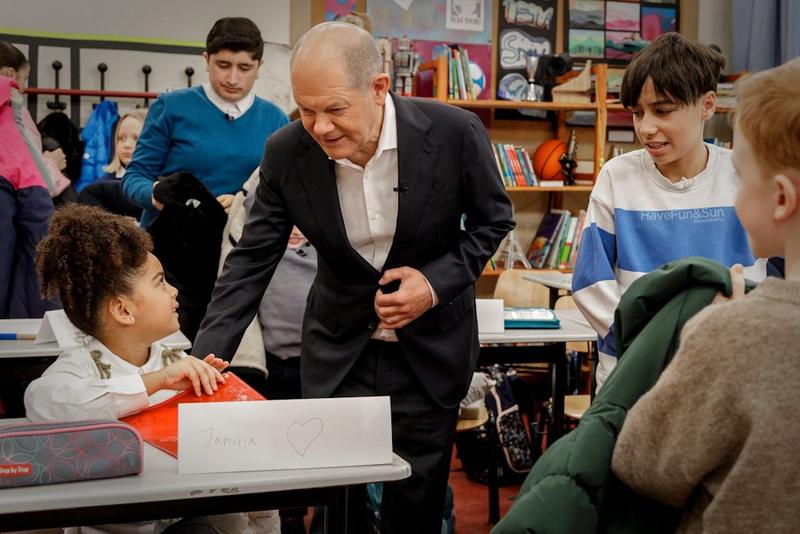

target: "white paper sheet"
[178,396,393,474]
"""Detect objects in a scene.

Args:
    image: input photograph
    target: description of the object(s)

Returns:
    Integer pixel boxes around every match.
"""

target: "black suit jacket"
[193,94,514,408]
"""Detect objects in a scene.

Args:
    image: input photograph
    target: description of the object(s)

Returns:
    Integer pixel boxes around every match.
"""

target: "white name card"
[476,298,505,334]
[35,309,190,350]
[178,396,393,474]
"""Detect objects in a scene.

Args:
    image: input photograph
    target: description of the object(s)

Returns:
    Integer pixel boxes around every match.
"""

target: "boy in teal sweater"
[123,17,288,227]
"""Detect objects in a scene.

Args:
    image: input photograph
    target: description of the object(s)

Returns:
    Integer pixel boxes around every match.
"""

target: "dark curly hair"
[36,205,153,337]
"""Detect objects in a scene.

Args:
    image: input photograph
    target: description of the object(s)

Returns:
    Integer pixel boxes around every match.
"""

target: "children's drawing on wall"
[564,1,679,65]
[368,0,493,44]
[503,0,555,30]
[446,0,485,32]
[500,29,551,70]
[569,29,604,58]
[606,1,640,31]
[606,31,646,60]
[641,6,677,40]
[494,0,556,119]
[569,0,604,30]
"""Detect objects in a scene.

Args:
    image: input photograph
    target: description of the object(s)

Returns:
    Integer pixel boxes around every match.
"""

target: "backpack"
[455,366,540,485]
[484,366,535,475]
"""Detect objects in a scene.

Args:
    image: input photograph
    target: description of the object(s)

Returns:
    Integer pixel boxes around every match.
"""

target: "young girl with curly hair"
[25,204,228,421]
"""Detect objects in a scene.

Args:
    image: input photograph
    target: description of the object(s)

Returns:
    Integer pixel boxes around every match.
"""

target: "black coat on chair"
[147,171,227,343]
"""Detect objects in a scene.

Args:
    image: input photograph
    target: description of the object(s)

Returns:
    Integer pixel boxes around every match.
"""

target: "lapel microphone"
[393,184,409,194]
[225,112,235,122]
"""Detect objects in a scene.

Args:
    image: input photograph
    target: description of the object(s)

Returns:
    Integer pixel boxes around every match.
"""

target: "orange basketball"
[533,139,567,181]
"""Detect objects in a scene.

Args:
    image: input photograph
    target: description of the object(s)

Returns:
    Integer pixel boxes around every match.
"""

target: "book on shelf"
[566,209,587,267]
[525,207,587,271]
[557,216,579,270]
[493,143,538,187]
[545,212,571,269]
[447,45,476,101]
[527,209,568,268]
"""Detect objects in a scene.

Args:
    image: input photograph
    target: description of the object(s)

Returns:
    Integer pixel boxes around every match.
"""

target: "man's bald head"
[291,21,383,91]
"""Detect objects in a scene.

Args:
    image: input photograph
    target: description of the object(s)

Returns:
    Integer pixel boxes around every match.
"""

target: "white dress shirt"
[202,82,255,120]
[333,94,437,341]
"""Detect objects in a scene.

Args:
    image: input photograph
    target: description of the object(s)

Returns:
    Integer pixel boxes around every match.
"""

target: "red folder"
[121,372,265,457]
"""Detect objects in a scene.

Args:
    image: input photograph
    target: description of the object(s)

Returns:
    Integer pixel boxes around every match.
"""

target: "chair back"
[493,270,550,308]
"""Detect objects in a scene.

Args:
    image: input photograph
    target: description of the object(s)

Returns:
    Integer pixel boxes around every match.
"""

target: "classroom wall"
[698,0,733,70]
[1,0,291,45]
[1,0,294,124]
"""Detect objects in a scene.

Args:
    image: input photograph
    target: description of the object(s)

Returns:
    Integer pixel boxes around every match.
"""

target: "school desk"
[0,418,411,533]
[478,308,596,523]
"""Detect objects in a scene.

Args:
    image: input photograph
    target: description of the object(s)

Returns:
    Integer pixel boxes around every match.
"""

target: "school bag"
[455,365,541,485]
[485,366,536,475]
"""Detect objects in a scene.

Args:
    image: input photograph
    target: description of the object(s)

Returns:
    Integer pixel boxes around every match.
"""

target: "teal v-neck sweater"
[122,85,288,227]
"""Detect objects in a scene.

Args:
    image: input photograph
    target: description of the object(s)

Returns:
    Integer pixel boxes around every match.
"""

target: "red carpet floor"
[449,452,522,533]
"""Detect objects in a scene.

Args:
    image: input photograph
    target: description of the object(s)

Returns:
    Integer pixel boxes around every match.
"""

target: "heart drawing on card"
[286,418,324,457]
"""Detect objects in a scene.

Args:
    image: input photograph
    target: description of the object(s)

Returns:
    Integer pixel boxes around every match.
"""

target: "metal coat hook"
[142,65,152,107]
[46,60,67,111]
[97,63,108,101]
[185,66,194,88]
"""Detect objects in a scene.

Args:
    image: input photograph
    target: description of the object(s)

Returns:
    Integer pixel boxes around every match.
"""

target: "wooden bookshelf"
[505,185,594,193]
[419,54,609,179]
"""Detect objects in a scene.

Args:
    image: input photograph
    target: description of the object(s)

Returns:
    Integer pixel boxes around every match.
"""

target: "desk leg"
[487,423,500,524]
[550,342,566,444]
[324,486,348,534]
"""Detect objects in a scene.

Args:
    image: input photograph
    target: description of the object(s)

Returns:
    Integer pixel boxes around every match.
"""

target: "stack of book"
[492,143,538,187]
[526,209,587,270]
[448,45,477,100]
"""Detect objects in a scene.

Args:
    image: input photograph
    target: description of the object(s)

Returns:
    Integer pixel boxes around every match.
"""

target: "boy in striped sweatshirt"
[572,33,765,390]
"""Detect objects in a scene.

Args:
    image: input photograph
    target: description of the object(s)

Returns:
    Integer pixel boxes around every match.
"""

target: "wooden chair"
[555,295,593,421]
[493,269,550,308]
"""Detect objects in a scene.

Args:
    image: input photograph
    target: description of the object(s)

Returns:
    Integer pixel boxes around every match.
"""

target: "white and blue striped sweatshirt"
[571,144,766,389]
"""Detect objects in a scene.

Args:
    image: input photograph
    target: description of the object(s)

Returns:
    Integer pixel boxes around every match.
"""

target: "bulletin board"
[564,0,679,65]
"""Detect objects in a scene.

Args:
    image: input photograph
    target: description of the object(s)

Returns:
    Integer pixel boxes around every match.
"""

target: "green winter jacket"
[493,257,754,534]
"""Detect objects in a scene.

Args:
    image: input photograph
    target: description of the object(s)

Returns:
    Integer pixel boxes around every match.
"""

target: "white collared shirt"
[333,94,437,341]
[334,93,399,273]
[202,82,255,120]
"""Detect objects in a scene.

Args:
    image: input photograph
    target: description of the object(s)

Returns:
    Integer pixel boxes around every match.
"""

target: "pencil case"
[0,419,143,488]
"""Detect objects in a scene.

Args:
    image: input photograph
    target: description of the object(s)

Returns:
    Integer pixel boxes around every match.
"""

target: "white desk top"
[479,309,595,345]
[0,319,190,359]
[523,272,574,291]
[0,433,411,514]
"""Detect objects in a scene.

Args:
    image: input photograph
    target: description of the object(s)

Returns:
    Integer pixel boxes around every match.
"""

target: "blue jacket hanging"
[76,100,118,191]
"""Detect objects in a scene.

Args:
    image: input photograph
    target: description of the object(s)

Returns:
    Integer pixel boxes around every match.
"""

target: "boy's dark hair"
[36,204,153,337]
[621,32,725,108]
[0,41,27,70]
[206,17,264,60]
